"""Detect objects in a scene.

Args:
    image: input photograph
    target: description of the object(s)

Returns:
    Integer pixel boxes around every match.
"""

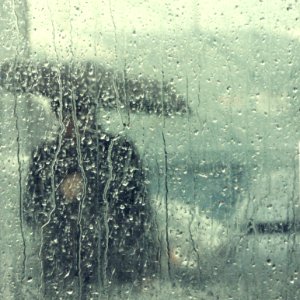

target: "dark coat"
[24,129,157,296]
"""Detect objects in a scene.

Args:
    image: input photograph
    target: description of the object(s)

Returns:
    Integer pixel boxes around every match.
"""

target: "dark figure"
[0,60,187,298]
[26,119,155,297]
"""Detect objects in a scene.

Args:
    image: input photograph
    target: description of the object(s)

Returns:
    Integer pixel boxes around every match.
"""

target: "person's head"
[52,94,97,137]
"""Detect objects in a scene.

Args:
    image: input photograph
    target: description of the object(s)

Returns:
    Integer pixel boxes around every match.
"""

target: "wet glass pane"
[1,0,300,299]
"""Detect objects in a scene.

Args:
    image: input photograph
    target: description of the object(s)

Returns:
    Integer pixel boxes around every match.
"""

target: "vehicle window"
[1,1,300,299]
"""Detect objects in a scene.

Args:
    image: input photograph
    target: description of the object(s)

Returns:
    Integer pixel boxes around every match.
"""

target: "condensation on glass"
[1,1,300,299]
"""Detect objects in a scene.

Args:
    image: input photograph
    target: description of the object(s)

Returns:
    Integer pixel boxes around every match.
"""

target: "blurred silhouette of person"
[0,61,187,298]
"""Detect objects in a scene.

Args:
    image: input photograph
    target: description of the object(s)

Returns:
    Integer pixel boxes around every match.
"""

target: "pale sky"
[27,0,300,60]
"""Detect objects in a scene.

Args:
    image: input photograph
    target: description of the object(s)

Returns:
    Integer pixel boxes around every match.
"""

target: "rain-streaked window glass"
[1,0,300,299]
